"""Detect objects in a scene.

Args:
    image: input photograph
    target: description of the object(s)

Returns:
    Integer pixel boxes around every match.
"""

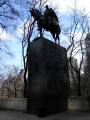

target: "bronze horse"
[30,8,61,44]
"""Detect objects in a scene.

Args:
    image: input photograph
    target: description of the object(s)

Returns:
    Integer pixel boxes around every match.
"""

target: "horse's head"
[30,9,36,18]
[30,9,42,21]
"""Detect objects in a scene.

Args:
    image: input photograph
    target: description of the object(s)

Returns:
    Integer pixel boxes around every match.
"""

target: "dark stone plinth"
[27,37,70,116]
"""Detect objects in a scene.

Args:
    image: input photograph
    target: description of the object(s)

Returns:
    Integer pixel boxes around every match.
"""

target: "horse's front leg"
[37,24,43,37]
[51,32,56,43]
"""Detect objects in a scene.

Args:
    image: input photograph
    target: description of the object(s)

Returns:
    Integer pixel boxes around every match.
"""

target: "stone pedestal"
[27,37,70,116]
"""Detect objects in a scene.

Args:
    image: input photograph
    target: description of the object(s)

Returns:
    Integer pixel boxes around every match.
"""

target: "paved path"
[0,110,90,120]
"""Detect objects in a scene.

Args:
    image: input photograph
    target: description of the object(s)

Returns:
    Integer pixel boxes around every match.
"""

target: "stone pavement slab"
[0,110,90,120]
[45,111,90,120]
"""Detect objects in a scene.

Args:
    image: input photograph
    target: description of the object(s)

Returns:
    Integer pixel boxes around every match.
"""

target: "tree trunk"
[15,87,17,98]
[24,71,27,98]
[78,72,81,96]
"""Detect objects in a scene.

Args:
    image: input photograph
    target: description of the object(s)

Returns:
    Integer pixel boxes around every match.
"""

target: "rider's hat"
[46,5,48,9]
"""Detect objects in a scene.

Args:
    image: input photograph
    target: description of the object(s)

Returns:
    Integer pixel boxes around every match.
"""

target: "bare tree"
[0,73,5,98]
[0,0,21,62]
[63,1,90,96]
[22,0,48,97]
[1,65,24,98]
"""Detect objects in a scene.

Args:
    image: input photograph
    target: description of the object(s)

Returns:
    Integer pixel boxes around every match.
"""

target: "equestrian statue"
[30,5,61,45]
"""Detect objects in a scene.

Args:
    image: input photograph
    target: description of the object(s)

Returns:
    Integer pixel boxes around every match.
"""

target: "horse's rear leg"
[38,28,43,37]
[56,34,60,45]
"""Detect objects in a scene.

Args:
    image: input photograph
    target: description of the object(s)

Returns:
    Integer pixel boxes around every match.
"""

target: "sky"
[0,0,90,69]
[48,0,90,14]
